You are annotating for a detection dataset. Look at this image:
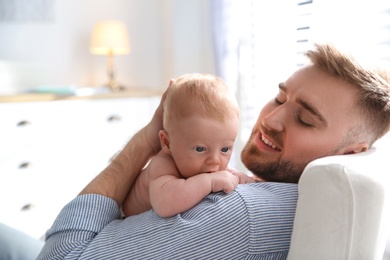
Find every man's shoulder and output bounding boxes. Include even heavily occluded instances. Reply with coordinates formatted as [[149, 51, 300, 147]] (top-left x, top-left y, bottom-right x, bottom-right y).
[[236, 182, 298, 202], [201, 182, 298, 215], [235, 182, 298, 214], [206, 182, 297, 202], [239, 182, 298, 254], [192, 182, 298, 255]]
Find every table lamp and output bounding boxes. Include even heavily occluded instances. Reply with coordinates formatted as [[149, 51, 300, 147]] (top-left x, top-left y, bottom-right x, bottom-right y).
[[90, 20, 130, 91]]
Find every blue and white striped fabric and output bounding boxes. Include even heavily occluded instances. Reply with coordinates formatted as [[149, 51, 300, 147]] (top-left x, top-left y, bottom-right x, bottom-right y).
[[37, 182, 298, 259]]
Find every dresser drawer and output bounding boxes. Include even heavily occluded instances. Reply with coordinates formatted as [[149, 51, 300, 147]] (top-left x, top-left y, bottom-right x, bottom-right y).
[[0, 94, 160, 239]]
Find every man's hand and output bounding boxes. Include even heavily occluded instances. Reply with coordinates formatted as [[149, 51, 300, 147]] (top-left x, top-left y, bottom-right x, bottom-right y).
[[141, 80, 173, 156]]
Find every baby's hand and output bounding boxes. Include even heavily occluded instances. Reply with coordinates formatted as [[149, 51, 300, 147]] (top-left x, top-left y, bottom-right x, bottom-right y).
[[227, 167, 256, 184], [210, 170, 239, 193]]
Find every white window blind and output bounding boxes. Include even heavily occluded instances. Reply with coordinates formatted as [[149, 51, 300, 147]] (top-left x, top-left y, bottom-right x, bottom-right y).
[[296, 0, 390, 67], [307, 0, 390, 68], [296, 0, 313, 67]]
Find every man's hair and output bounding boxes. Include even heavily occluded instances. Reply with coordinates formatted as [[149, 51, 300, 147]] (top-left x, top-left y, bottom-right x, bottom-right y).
[[163, 73, 239, 131], [306, 43, 390, 145]]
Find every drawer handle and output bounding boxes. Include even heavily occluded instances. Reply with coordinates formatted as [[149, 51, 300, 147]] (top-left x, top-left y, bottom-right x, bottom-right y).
[[107, 115, 121, 122], [19, 162, 32, 169], [21, 203, 35, 211], [17, 120, 31, 127]]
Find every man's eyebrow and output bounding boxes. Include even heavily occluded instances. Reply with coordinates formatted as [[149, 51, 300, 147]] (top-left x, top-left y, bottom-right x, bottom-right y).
[[279, 82, 328, 126], [297, 98, 328, 126]]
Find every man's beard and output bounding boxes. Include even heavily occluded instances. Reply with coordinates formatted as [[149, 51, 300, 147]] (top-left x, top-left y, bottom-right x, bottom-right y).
[[241, 141, 306, 183]]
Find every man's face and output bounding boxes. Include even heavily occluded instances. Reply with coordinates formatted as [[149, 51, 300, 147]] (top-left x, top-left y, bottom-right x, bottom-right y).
[[241, 65, 365, 183]]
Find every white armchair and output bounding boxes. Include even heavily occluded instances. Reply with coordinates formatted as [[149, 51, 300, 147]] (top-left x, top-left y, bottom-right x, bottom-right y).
[[287, 138, 390, 260]]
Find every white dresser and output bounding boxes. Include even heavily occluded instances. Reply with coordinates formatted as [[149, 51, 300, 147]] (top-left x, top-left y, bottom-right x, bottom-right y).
[[0, 90, 160, 239]]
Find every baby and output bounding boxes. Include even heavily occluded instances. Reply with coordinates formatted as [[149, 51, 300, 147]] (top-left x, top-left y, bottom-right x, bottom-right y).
[[122, 73, 254, 217]]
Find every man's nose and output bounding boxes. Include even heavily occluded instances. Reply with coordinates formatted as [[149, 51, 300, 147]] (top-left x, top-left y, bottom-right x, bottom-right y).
[[262, 106, 285, 132]]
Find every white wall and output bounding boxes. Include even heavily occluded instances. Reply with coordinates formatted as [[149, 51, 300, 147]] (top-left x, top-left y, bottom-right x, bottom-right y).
[[0, 0, 215, 93]]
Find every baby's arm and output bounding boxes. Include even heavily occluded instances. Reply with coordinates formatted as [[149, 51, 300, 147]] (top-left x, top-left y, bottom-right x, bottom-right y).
[[149, 170, 243, 218], [122, 151, 175, 216]]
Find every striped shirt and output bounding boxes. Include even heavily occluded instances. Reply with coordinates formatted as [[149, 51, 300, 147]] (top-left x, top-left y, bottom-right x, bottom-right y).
[[37, 182, 298, 259]]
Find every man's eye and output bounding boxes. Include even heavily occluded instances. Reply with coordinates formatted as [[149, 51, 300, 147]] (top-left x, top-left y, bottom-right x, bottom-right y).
[[298, 117, 313, 128], [195, 147, 206, 152], [221, 147, 230, 153]]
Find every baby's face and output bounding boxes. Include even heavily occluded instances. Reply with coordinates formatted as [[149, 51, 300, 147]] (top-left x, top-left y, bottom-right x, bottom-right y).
[[167, 114, 239, 178]]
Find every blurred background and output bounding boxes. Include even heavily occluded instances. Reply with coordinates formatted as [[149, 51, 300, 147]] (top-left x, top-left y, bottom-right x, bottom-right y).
[[1, 0, 388, 165], [0, 0, 215, 92]]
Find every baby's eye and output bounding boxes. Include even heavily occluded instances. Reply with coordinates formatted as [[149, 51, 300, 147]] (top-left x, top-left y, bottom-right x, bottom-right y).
[[221, 147, 230, 153], [195, 146, 206, 152]]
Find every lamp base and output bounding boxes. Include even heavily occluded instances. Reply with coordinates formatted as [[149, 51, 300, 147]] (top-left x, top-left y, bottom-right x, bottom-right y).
[[106, 81, 126, 92], [104, 54, 126, 92]]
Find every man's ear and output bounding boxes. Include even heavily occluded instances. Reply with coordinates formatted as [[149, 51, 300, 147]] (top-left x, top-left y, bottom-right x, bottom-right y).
[[341, 142, 369, 155], [159, 129, 171, 154]]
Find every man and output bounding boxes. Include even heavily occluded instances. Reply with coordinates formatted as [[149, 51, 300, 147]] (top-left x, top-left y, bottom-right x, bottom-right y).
[[37, 43, 390, 259]]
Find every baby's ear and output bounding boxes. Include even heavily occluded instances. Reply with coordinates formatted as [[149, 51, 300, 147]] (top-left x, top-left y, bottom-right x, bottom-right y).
[[159, 129, 171, 154]]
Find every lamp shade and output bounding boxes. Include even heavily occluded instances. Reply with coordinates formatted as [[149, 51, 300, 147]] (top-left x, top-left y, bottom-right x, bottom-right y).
[[90, 20, 130, 55]]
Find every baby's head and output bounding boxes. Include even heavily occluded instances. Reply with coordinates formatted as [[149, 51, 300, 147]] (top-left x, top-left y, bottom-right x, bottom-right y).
[[163, 73, 240, 131], [160, 73, 240, 178]]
